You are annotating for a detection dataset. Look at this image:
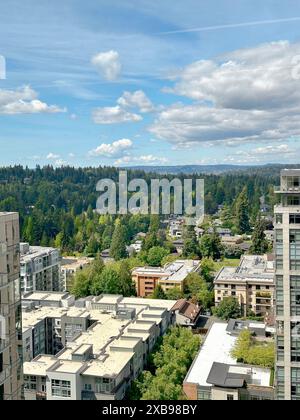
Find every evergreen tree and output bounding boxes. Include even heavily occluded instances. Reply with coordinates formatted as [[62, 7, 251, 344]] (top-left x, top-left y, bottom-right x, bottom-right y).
[[182, 226, 199, 258], [151, 285, 167, 300], [199, 231, 222, 260], [235, 187, 250, 234], [250, 216, 269, 255], [110, 224, 128, 260], [220, 204, 234, 228], [118, 261, 136, 297], [23, 216, 34, 243]]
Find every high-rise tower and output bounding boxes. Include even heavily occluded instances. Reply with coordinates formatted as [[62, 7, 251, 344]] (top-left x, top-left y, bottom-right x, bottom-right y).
[[275, 170, 300, 400], [0, 212, 23, 400]]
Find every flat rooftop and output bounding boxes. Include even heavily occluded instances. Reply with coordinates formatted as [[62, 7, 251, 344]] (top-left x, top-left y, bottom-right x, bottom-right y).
[[185, 322, 272, 389], [23, 355, 57, 376], [20, 244, 58, 261], [215, 255, 274, 284], [82, 351, 134, 378], [207, 362, 271, 388], [61, 256, 94, 269], [132, 259, 200, 283], [96, 295, 122, 304], [51, 360, 84, 374], [185, 323, 237, 387], [23, 292, 69, 302], [22, 294, 174, 379]]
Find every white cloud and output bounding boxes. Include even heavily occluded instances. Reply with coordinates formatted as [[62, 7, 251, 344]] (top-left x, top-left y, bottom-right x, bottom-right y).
[[88, 138, 133, 157], [47, 153, 60, 160], [0, 86, 66, 115], [223, 144, 298, 164], [152, 41, 300, 147], [114, 154, 168, 166], [91, 50, 121, 81], [167, 41, 300, 109], [92, 105, 142, 124], [117, 90, 154, 113]]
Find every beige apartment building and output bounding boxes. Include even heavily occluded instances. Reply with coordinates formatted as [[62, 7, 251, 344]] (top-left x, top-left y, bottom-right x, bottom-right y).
[[22, 293, 176, 400], [0, 212, 23, 400], [274, 169, 300, 400], [214, 255, 275, 317], [132, 259, 201, 297]]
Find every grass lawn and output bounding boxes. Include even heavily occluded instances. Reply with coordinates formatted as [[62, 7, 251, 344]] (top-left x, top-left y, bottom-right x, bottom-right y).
[[213, 258, 241, 272]]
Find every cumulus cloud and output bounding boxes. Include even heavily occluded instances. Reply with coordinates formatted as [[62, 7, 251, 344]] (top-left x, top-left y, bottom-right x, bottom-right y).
[[88, 138, 133, 157], [91, 50, 121, 81], [117, 90, 154, 113], [114, 154, 168, 166], [219, 143, 298, 164], [47, 153, 60, 160], [152, 41, 300, 147], [92, 105, 142, 124], [0, 86, 66, 115]]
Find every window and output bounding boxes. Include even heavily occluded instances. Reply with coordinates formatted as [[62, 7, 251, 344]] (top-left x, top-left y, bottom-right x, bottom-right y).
[[287, 196, 300, 206], [291, 368, 300, 396], [51, 379, 71, 398], [290, 214, 300, 224], [277, 336, 284, 362], [276, 214, 283, 224], [276, 275, 283, 289], [84, 384, 92, 391], [276, 230, 283, 257], [276, 259, 283, 270], [227, 395, 234, 401], [287, 176, 300, 188], [276, 290, 284, 305]]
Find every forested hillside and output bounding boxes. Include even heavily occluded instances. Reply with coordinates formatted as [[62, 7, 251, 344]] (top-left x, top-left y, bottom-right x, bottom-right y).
[[0, 165, 280, 252]]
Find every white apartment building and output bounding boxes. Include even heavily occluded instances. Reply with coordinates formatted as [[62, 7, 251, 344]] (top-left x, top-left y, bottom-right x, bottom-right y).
[[0, 212, 23, 400], [183, 322, 274, 401], [20, 243, 62, 293], [214, 255, 275, 317], [274, 169, 300, 400], [22, 293, 176, 400]]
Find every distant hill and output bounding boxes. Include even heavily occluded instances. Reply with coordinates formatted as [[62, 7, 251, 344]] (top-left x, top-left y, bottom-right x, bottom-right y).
[[127, 163, 300, 175]]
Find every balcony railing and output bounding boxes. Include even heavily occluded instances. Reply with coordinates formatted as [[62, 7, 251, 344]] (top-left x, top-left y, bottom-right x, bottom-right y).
[[256, 292, 272, 299], [275, 186, 300, 193]]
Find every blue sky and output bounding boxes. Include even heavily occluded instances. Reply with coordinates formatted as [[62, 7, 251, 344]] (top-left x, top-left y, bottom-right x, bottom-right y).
[[1, 0, 300, 167]]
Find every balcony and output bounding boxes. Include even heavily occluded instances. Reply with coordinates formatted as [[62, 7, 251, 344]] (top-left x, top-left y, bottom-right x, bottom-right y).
[[256, 292, 272, 299], [275, 186, 300, 194]]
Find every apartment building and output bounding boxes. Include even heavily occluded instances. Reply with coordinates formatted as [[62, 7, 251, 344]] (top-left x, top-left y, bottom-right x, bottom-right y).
[[0, 212, 23, 400], [214, 255, 275, 317], [183, 322, 274, 401], [274, 169, 300, 400], [22, 292, 76, 362], [61, 256, 94, 291], [132, 259, 201, 297], [20, 243, 62, 293], [22, 293, 176, 400]]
